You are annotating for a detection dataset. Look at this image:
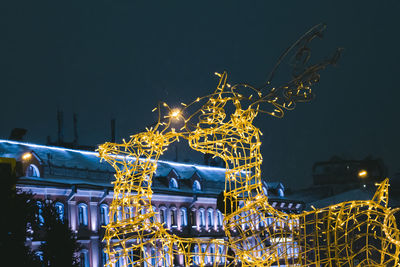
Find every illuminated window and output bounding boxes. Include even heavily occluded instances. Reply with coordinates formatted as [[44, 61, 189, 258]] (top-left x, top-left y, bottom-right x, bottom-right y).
[[193, 245, 200, 265], [26, 164, 40, 177], [169, 178, 178, 189], [170, 208, 177, 227], [160, 207, 167, 226], [192, 180, 201, 191], [150, 206, 156, 223], [78, 203, 88, 226], [199, 209, 205, 227], [278, 188, 284, 197], [216, 210, 223, 227], [180, 207, 187, 227], [210, 245, 215, 263], [102, 249, 109, 266], [219, 245, 225, 263], [55, 202, 64, 221], [201, 245, 207, 264], [79, 249, 89, 267], [190, 209, 197, 227], [207, 208, 214, 228], [100, 204, 109, 225]]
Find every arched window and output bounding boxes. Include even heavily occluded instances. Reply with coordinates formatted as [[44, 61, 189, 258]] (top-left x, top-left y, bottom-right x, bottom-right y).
[[218, 245, 225, 263], [114, 251, 124, 267], [160, 207, 167, 226], [117, 206, 123, 221], [190, 209, 197, 228], [216, 210, 223, 227], [278, 188, 284, 197], [150, 206, 156, 223], [262, 186, 268, 196], [210, 244, 215, 264], [54, 202, 64, 221], [78, 203, 88, 226], [36, 201, 44, 226], [207, 209, 214, 228], [199, 209, 205, 227], [169, 178, 178, 189], [102, 248, 109, 266], [100, 204, 109, 226], [180, 207, 187, 227], [201, 245, 207, 264], [170, 208, 177, 227], [193, 245, 200, 265], [150, 247, 156, 266], [26, 164, 40, 177], [79, 249, 89, 267], [192, 180, 201, 191]]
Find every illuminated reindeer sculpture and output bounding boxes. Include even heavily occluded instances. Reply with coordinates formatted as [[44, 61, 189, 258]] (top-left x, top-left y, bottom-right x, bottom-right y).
[[98, 25, 400, 266]]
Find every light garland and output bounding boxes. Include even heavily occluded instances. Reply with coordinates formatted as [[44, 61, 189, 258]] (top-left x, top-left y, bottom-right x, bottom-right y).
[[98, 25, 400, 266]]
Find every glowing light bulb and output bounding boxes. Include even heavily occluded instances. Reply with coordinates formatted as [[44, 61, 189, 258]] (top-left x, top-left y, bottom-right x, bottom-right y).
[[170, 109, 181, 119], [22, 152, 32, 160], [358, 169, 368, 178]]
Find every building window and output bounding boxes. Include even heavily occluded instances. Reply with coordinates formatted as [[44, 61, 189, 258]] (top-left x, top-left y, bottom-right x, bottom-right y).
[[150, 206, 156, 223], [150, 247, 156, 266], [160, 207, 167, 226], [127, 249, 140, 267], [26, 164, 40, 177], [170, 208, 177, 227], [79, 249, 89, 267], [218, 245, 225, 263], [78, 203, 88, 227], [216, 210, 223, 227], [262, 186, 268, 196], [193, 245, 199, 265], [201, 245, 207, 264], [115, 252, 124, 267], [199, 209, 205, 227], [36, 201, 44, 226], [192, 180, 201, 191], [207, 209, 214, 228], [190, 209, 197, 227], [210, 245, 215, 264], [278, 188, 284, 197], [54, 202, 64, 221], [169, 178, 178, 189], [102, 249, 109, 266], [117, 206, 123, 221], [100, 204, 109, 226], [180, 207, 187, 227]]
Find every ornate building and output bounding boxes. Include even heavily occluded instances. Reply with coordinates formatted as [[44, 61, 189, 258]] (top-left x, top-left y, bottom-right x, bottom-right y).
[[0, 139, 304, 266]]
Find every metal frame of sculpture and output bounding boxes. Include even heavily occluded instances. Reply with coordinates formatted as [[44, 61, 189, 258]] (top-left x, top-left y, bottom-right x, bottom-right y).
[[98, 24, 400, 266]]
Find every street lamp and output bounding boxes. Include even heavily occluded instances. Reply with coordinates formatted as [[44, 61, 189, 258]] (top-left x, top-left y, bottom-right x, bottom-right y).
[[22, 152, 32, 161], [358, 169, 368, 178]]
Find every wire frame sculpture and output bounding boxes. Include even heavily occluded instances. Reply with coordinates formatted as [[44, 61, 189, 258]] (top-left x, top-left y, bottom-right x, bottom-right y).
[[98, 25, 400, 266]]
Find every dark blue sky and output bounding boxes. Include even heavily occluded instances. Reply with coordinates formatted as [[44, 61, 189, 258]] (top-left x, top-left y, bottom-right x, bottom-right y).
[[1, 1, 399, 188]]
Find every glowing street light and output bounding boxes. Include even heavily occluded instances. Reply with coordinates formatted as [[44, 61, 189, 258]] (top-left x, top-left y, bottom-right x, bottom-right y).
[[169, 108, 181, 120], [22, 152, 32, 161], [358, 169, 368, 178]]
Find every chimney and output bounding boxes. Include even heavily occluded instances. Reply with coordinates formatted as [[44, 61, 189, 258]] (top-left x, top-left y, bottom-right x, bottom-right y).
[[9, 128, 27, 141], [73, 113, 78, 146], [57, 110, 64, 145], [111, 119, 116, 142]]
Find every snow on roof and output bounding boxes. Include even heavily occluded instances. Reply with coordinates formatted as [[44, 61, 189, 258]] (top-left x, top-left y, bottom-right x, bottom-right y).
[[0, 139, 282, 196]]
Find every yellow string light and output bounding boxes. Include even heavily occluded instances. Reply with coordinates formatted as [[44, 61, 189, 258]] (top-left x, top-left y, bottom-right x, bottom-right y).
[[98, 24, 399, 266], [98, 71, 400, 266]]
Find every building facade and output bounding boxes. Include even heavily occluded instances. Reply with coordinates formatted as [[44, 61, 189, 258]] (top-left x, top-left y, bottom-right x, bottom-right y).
[[0, 139, 304, 266]]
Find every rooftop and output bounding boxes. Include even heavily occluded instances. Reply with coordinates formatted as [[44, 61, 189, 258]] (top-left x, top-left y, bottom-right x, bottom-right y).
[[0, 139, 284, 198]]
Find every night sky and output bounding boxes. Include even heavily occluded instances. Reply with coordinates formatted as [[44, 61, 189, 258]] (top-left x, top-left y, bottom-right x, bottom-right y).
[[1, 1, 399, 189]]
